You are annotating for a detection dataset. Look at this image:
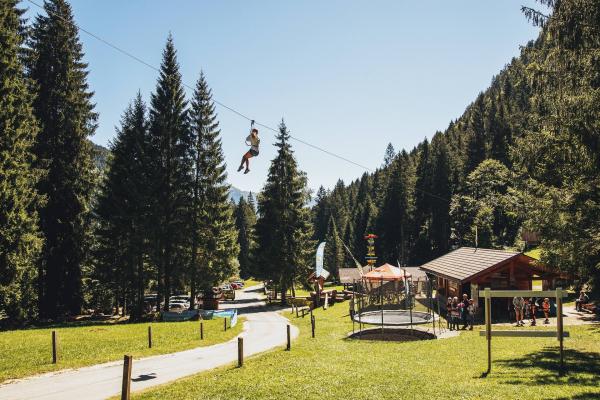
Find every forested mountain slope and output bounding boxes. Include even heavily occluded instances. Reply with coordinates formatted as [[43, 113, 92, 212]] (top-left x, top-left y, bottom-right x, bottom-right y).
[[313, 0, 600, 292]]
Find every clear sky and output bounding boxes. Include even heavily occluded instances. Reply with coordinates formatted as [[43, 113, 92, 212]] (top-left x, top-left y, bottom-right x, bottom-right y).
[[23, 0, 543, 194]]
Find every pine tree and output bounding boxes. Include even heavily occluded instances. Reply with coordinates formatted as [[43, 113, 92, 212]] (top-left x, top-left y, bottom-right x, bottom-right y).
[[376, 151, 413, 264], [28, 0, 97, 318], [430, 137, 452, 257], [188, 71, 239, 303], [412, 139, 433, 263], [95, 94, 150, 320], [235, 197, 256, 279], [254, 121, 314, 302], [383, 142, 396, 167], [323, 216, 344, 281], [0, 0, 44, 324], [465, 94, 487, 173], [147, 35, 192, 311], [312, 186, 329, 242]]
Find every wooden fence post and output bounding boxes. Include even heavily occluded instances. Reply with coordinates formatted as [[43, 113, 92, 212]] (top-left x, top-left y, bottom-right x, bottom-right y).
[[484, 288, 492, 375], [148, 326, 152, 348], [224, 317, 227, 331], [286, 325, 291, 351], [51, 330, 57, 364], [121, 355, 133, 400], [311, 315, 315, 338], [238, 337, 243, 367], [556, 287, 564, 373], [200, 321, 204, 340]]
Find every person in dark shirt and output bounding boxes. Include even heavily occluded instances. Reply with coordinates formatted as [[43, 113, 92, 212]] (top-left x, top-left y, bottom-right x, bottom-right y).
[[461, 293, 470, 329]]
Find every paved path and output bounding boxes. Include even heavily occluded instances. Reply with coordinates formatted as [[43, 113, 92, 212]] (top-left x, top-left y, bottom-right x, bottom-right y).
[[0, 285, 298, 400]]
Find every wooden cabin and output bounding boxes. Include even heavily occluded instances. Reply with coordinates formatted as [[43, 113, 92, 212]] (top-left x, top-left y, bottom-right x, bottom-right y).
[[420, 247, 569, 318]]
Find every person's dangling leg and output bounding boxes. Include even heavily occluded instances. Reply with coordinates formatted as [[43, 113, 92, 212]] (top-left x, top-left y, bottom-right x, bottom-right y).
[[244, 153, 251, 173], [238, 154, 246, 172]]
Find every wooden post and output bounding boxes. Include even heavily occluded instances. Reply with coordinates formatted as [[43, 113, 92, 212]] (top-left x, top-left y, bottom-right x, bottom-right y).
[[51, 330, 57, 364], [556, 287, 564, 373], [286, 325, 291, 351], [121, 355, 133, 400], [224, 317, 227, 331], [200, 322, 204, 340], [311, 315, 315, 338], [237, 337, 243, 367], [484, 288, 492, 375], [295, 304, 299, 318], [148, 326, 152, 348]]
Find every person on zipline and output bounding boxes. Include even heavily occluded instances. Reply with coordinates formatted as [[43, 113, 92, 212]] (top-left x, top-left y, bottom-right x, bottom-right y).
[[238, 127, 260, 174]]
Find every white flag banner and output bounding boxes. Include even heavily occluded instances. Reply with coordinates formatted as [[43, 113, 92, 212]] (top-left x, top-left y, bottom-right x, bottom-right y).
[[315, 242, 326, 277]]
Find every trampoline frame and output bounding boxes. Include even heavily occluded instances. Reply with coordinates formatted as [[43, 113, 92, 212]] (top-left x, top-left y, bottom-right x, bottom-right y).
[[350, 272, 443, 337], [352, 309, 432, 326]]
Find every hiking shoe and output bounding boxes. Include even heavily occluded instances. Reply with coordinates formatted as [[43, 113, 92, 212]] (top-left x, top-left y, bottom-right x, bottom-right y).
[[244, 168, 250, 174], [237, 165, 244, 172]]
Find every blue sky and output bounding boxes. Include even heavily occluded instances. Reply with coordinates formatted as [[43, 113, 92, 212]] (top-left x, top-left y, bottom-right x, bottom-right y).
[[24, 1, 543, 194]]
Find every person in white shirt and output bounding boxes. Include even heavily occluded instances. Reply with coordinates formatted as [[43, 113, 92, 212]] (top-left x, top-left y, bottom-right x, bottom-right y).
[[238, 128, 260, 174]]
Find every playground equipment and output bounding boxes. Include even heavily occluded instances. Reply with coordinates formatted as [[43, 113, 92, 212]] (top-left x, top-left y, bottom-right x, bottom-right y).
[[351, 268, 438, 337]]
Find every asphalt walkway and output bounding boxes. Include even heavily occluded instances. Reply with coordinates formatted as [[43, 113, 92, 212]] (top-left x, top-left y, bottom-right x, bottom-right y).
[[0, 285, 297, 400]]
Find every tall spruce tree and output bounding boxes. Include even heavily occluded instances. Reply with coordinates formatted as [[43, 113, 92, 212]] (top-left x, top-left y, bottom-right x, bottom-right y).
[[95, 94, 150, 319], [376, 151, 413, 265], [235, 197, 256, 279], [0, 0, 44, 324], [412, 139, 433, 263], [323, 216, 344, 281], [465, 94, 487, 174], [254, 121, 313, 302], [28, 0, 97, 318], [188, 71, 239, 304], [429, 137, 452, 257], [312, 186, 329, 242], [147, 36, 192, 311]]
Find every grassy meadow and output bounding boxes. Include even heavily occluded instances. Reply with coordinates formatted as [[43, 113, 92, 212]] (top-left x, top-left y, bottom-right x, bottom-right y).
[[132, 303, 600, 400], [0, 317, 243, 383]]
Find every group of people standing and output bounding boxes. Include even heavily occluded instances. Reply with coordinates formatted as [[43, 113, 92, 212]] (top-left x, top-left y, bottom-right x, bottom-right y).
[[446, 294, 555, 329], [512, 296, 551, 326], [446, 294, 476, 330]]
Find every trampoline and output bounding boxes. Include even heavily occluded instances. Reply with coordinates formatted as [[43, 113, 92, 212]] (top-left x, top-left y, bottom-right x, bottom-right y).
[[352, 309, 433, 326]]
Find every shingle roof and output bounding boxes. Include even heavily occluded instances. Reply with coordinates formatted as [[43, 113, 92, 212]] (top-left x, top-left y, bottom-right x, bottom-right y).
[[419, 247, 521, 282], [338, 266, 371, 283], [405, 266, 428, 281]]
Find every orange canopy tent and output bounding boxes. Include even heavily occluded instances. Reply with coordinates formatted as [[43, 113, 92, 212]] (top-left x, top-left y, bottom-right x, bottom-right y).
[[363, 263, 411, 281]]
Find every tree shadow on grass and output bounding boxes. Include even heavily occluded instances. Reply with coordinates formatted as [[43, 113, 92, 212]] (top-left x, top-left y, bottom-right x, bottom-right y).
[[548, 392, 600, 400], [492, 347, 600, 387]]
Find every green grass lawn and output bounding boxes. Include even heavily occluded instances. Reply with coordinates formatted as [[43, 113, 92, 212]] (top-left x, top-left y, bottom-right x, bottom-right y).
[[0, 317, 244, 383], [132, 303, 600, 400], [241, 278, 263, 288]]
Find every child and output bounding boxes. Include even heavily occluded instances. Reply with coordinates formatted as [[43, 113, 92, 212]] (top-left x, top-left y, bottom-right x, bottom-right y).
[[450, 297, 460, 331], [542, 297, 551, 324], [467, 299, 476, 330], [238, 128, 260, 174], [446, 297, 453, 330], [527, 297, 537, 326]]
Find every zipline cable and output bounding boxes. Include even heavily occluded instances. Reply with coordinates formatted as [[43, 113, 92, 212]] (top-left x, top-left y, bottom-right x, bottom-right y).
[[26, 0, 372, 172], [27, 0, 454, 204]]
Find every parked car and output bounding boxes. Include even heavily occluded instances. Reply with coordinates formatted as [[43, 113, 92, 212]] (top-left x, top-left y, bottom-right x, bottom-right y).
[[220, 284, 235, 300], [169, 301, 187, 312]]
